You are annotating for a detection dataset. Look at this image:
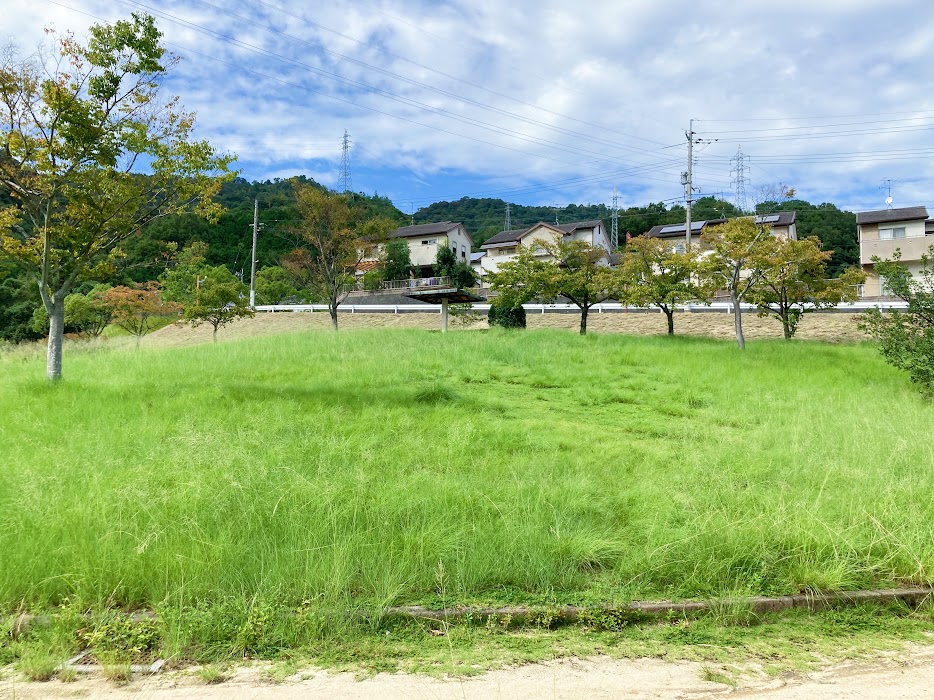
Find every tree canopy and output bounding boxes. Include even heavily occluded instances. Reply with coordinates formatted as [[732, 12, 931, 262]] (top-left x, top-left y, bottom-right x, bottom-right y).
[[0, 13, 235, 378]]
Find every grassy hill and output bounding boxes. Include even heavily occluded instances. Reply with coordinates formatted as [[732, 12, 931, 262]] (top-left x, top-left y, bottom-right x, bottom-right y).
[[1, 329, 931, 663]]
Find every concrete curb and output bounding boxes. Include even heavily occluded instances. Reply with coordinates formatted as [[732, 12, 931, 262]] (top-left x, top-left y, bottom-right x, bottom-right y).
[[6, 587, 932, 638], [384, 587, 934, 623]]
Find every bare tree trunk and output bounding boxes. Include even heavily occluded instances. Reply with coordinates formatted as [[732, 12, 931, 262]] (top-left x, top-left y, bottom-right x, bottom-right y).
[[212, 324, 218, 342], [664, 307, 674, 335], [579, 306, 588, 335], [732, 289, 745, 350], [329, 303, 339, 330], [46, 297, 65, 381], [781, 309, 793, 340]]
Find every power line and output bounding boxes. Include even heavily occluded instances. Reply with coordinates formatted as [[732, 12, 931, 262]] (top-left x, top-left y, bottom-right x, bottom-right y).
[[253, 0, 670, 149], [115, 0, 676, 169]]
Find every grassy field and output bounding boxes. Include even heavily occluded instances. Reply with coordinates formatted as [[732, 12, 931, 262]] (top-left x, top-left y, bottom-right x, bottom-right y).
[[1, 328, 933, 664]]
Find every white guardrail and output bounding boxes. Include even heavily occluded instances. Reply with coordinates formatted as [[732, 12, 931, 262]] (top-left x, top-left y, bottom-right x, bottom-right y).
[[256, 300, 910, 314]]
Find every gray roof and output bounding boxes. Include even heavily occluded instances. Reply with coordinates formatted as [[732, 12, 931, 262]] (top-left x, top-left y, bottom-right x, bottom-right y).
[[390, 221, 461, 239], [754, 211, 796, 226], [646, 219, 725, 238], [482, 228, 529, 247], [469, 251, 486, 263], [480, 220, 603, 249], [856, 207, 929, 225]]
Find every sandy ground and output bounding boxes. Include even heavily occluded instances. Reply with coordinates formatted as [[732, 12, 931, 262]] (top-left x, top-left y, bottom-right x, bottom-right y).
[[137, 309, 869, 349], [3, 647, 934, 699]]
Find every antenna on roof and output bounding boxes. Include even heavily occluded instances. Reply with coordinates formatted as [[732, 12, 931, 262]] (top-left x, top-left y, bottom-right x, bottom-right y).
[[504, 202, 511, 232], [611, 186, 619, 250], [882, 178, 895, 208]]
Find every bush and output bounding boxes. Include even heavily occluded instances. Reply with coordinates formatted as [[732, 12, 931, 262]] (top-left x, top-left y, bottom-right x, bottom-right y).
[[859, 247, 934, 396], [488, 297, 526, 328]]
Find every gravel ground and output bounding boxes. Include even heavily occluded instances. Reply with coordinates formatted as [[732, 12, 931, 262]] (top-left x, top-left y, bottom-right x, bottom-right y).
[[4, 647, 934, 700]]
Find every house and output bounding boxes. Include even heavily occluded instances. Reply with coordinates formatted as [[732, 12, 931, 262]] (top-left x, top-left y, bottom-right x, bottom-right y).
[[856, 206, 933, 297], [478, 219, 612, 282], [645, 212, 798, 250], [362, 221, 474, 279]]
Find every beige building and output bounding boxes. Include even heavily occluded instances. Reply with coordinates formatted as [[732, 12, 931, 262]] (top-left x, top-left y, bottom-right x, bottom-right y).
[[856, 206, 933, 297], [364, 221, 474, 278], [477, 220, 612, 283]]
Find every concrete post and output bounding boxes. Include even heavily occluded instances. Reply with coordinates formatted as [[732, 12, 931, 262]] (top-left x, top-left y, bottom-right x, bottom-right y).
[[441, 298, 449, 333]]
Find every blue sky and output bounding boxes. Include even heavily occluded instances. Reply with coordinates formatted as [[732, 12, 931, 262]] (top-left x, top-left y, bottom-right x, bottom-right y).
[[8, 0, 934, 215]]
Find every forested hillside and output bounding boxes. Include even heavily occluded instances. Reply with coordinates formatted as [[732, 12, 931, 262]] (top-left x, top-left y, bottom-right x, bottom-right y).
[[0, 178, 860, 342]]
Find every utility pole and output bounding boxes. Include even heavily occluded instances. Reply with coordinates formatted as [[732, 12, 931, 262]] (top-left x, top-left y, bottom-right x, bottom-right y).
[[249, 197, 259, 309], [611, 186, 619, 249], [504, 202, 511, 231], [683, 119, 695, 248]]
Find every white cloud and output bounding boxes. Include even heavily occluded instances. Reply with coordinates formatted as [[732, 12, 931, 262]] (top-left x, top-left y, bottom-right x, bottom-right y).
[[5, 0, 934, 214]]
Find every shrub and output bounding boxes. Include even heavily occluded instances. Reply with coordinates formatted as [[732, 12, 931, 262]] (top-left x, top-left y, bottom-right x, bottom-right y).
[[859, 247, 934, 395], [488, 297, 526, 328]]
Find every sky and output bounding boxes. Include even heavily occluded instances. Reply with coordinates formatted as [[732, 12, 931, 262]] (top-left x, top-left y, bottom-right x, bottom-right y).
[[6, 0, 934, 218]]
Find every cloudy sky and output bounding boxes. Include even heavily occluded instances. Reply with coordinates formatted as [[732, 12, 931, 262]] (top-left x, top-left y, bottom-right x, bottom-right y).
[[7, 0, 934, 216]]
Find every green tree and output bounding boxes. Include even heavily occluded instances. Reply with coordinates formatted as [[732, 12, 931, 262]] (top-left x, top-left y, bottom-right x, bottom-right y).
[[282, 183, 394, 330], [382, 238, 415, 281], [254, 265, 311, 305], [0, 13, 234, 380], [748, 236, 865, 339], [700, 218, 772, 350], [180, 265, 252, 342], [489, 239, 617, 335], [433, 245, 477, 288], [619, 237, 709, 335], [29, 284, 115, 338], [859, 247, 934, 394], [160, 242, 209, 305]]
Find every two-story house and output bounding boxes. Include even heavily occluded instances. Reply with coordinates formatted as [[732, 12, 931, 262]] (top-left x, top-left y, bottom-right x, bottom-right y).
[[363, 221, 474, 279], [477, 220, 612, 283], [856, 206, 933, 298]]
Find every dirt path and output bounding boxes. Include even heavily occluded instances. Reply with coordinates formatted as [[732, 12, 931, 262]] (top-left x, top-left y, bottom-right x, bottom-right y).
[[4, 647, 933, 699]]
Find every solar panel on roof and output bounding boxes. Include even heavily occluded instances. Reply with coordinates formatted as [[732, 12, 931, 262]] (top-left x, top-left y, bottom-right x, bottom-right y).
[[756, 215, 780, 223], [659, 225, 683, 233]]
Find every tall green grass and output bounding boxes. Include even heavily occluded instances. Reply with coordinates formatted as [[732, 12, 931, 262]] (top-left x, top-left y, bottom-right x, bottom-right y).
[[1, 329, 932, 618]]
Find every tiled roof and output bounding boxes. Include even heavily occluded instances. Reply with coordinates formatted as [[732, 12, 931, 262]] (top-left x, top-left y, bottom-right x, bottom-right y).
[[355, 260, 380, 273], [390, 221, 461, 239], [856, 207, 929, 225]]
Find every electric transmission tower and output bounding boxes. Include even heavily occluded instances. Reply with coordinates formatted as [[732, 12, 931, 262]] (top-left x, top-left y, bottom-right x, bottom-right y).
[[730, 145, 750, 213], [611, 186, 619, 249], [338, 130, 352, 194], [504, 202, 511, 231]]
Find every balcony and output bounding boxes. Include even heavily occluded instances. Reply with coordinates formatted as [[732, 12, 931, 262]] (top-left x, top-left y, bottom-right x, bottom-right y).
[[860, 234, 934, 265]]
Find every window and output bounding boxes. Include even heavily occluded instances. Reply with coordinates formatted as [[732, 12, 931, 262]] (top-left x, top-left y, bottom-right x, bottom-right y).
[[880, 227, 906, 240], [461, 244, 467, 258], [421, 239, 437, 245], [674, 243, 686, 254], [452, 242, 457, 253]]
